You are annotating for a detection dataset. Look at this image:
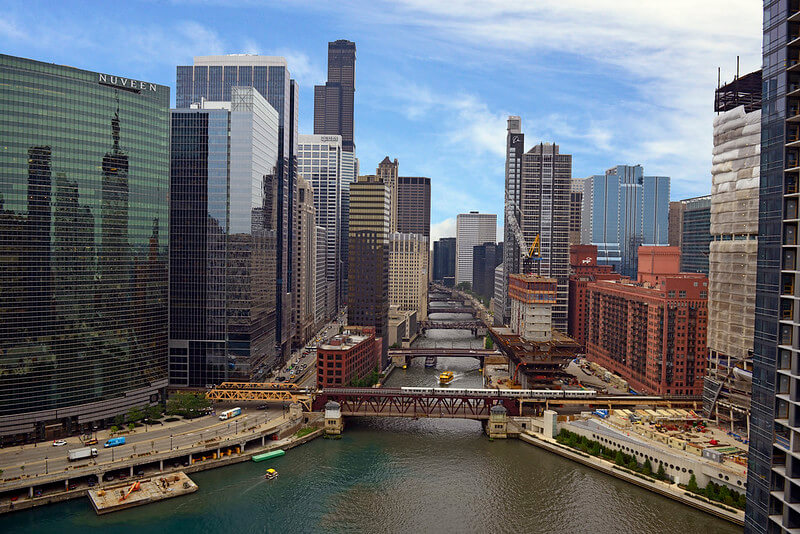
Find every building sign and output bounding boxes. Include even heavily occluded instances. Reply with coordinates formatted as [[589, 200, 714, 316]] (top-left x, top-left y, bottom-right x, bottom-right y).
[[320, 136, 340, 143], [98, 74, 157, 92]]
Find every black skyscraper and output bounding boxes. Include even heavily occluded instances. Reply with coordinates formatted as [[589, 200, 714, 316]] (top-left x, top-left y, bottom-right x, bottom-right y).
[[314, 40, 356, 153]]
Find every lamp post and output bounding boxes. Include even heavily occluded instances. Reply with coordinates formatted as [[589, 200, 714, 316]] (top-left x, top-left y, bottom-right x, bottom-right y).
[[170, 434, 173, 450], [44, 456, 48, 475]]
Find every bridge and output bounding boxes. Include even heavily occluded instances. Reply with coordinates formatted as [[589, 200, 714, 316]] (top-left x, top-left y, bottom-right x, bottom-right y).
[[427, 306, 476, 315], [419, 320, 486, 336], [388, 347, 501, 367], [312, 388, 519, 419], [206, 382, 312, 410]]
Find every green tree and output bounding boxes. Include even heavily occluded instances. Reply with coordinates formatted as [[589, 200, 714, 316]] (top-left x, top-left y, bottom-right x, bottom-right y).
[[642, 459, 652, 476], [484, 336, 494, 350], [456, 281, 471, 291], [110, 425, 119, 434], [145, 404, 163, 420], [114, 414, 125, 426], [614, 451, 625, 466], [166, 392, 211, 418], [627, 457, 638, 471], [656, 463, 666, 480], [126, 406, 144, 423], [687, 474, 699, 492], [128, 422, 135, 431]]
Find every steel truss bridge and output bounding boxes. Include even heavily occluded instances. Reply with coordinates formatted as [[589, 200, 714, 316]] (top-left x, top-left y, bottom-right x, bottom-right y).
[[419, 321, 485, 336], [312, 388, 519, 419], [427, 307, 476, 315], [206, 382, 312, 410]]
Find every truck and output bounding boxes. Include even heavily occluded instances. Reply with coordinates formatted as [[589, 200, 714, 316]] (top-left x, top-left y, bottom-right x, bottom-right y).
[[219, 407, 242, 421], [104, 437, 126, 448], [67, 447, 98, 461]]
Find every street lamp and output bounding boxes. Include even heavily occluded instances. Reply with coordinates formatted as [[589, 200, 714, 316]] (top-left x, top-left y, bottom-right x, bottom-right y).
[[44, 456, 48, 475], [170, 434, 173, 450]]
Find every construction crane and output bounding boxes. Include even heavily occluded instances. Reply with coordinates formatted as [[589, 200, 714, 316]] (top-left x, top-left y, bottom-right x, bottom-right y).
[[504, 193, 542, 274]]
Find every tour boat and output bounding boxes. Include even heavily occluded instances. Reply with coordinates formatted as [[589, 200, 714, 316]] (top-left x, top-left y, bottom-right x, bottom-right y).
[[264, 469, 278, 480], [424, 356, 437, 368], [439, 371, 454, 384]]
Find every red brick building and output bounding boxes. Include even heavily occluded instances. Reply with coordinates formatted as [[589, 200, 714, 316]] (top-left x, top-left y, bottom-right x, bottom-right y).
[[317, 326, 381, 388], [585, 247, 708, 395], [567, 245, 624, 350]]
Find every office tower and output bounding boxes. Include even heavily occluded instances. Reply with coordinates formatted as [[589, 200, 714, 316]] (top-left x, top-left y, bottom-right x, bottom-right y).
[[677, 196, 711, 275], [389, 233, 429, 319], [348, 175, 390, 368], [376, 157, 399, 232], [294, 177, 317, 347], [586, 247, 708, 395], [314, 40, 356, 153], [340, 150, 357, 303], [169, 88, 279, 386], [315, 226, 329, 327], [0, 55, 169, 442], [500, 117, 572, 330], [500, 116, 525, 325], [570, 178, 585, 246], [567, 245, 623, 350], [668, 201, 683, 247], [317, 327, 380, 388], [397, 176, 431, 237], [433, 237, 457, 285], [298, 134, 343, 314], [745, 5, 786, 529], [472, 242, 503, 301], [492, 264, 505, 315], [581, 165, 670, 279], [176, 54, 299, 359], [455, 212, 496, 286], [703, 82, 761, 435]]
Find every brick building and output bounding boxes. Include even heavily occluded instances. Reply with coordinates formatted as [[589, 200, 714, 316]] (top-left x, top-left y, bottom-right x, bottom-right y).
[[585, 247, 708, 395], [316, 326, 381, 388], [567, 245, 624, 350]]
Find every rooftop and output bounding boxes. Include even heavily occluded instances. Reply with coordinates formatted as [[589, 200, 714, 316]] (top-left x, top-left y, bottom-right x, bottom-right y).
[[319, 332, 370, 351]]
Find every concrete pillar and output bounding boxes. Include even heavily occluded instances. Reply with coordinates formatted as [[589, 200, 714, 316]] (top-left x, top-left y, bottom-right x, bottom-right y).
[[188, 453, 193, 464], [487, 405, 508, 439], [65, 479, 69, 490], [159, 459, 163, 472], [324, 401, 343, 436], [129, 466, 134, 477], [289, 402, 303, 422], [261, 436, 265, 447], [217, 448, 220, 460], [28, 486, 33, 498], [543, 410, 558, 439]]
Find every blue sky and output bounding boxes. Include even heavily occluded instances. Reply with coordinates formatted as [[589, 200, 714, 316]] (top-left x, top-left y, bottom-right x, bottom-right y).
[[0, 0, 762, 242]]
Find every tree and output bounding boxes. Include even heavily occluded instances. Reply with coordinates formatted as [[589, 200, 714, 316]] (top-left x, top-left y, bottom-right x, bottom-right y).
[[128, 422, 135, 431], [110, 425, 119, 434], [656, 463, 666, 480], [484, 336, 494, 350], [166, 392, 211, 418], [127, 406, 144, 423], [642, 459, 653, 476], [687, 474, 699, 492], [615, 451, 625, 466], [146, 404, 163, 420], [114, 414, 125, 426], [456, 281, 471, 291]]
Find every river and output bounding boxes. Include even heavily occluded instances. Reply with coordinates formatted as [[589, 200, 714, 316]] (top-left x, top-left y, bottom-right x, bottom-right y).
[[1, 304, 741, 533]]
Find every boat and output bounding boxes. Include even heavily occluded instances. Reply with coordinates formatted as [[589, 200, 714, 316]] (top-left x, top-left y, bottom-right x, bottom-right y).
[[264, 469, 278, 480], [439, 371, 454, 384], [424, 356, 437, 368]]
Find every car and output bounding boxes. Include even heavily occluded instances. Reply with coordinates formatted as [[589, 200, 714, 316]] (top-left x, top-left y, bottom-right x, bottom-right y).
[[118, 472, 127, 480], [52, 440, 67, 447], [68, 483, 77, 490], [135, 469, 144, 476], [84, 438, 98, 446], [276, 376, 286, 382], [104, 473, 115, 482], [256, 404, 269, 410]]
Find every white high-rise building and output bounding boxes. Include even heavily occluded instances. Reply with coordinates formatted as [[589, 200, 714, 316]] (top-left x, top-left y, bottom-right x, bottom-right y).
[[298, 134, 343, 316], [455, 212, 496, 285], [389, 233, 429, 320]]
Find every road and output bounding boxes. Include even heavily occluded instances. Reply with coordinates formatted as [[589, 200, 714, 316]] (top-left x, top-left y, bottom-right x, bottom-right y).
[[0, 407, 284, 480], [275, 308, 347, 388]]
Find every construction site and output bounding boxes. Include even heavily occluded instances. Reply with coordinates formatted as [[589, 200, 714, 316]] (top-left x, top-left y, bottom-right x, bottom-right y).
[[703, 69, 761, 435]]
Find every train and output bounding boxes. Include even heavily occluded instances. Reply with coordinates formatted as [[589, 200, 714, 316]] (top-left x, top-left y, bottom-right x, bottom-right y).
[[320, 387, 598, 399]]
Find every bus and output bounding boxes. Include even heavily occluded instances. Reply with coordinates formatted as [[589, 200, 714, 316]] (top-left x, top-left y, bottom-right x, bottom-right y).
[[219, 407, 242, 421]]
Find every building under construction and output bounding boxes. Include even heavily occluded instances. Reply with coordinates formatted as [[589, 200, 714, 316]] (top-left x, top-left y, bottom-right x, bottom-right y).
[[702, 69, 762, 435], [489, 274, 581, 388]]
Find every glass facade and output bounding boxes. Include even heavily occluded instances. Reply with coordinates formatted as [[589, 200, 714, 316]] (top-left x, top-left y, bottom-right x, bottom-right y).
[[679, 196, 711, 275], [176, 57, 297, 359], [0, 55, 169, 442], [169, 88, 279, 387], [745, 1, 789, 532]]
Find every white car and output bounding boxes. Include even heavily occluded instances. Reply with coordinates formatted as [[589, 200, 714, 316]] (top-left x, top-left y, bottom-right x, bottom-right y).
[[52, 439, 67, 447]]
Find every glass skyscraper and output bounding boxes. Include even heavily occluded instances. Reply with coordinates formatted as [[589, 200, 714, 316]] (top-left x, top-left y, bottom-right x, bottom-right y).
[[0, 55, 169, 443], [581, 165, 670, 279], [169, 88, 279, 387], [176, 55, 298, 360]]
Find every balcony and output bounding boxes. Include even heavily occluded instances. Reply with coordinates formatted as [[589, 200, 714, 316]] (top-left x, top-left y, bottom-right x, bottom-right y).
[[790, 10, 800, 23]]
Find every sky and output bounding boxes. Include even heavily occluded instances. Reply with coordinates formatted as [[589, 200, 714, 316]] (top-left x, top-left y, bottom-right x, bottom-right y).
[[0, 0, 762, 243]]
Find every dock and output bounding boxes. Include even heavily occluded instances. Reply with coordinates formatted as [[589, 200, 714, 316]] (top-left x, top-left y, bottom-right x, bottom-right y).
[[87, 472, 197, 515]]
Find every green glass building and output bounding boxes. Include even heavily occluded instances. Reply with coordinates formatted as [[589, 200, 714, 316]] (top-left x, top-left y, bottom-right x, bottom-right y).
[[0, 55, 170, 443]]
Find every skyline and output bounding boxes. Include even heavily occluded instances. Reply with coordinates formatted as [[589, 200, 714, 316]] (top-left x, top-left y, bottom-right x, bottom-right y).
[[0, 0, 762, 244]]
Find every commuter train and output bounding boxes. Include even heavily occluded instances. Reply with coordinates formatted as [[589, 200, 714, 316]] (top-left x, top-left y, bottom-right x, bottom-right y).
[[397, 387, 597, 399]]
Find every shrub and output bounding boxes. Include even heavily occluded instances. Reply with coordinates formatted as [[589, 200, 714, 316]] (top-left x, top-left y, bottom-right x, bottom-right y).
[[687, 474, 699, 493], [656, 463, 666, 480]]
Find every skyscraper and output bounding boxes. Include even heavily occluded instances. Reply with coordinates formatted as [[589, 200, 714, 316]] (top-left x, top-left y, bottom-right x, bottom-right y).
[[500, 116, 524, 325], [389, 233, 429, 320], [570, 178, 585, 246], [0, 55, 169, 442], [581, 165, 670, 279], [678, 195, 711, 275], [169, 88, 280, 387], [433, 237, 456, 284], [314, 40, 356, 153], [397, 176, 431, 237], [472, 242, 503, 302], [745, 3, 786, 529], [377, 157, 399, 233], [294, 177, 317, 347], [298, 134, 343, 316], [176, 55, 299, 359], [348, 175, 390, 368], [455, 212, 496, 286]]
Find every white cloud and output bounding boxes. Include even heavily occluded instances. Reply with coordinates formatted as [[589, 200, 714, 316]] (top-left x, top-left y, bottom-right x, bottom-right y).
[[430, 218, 456, 244]]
